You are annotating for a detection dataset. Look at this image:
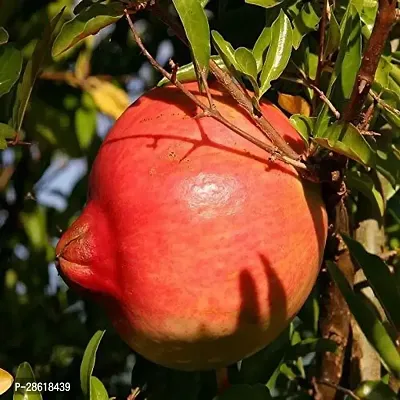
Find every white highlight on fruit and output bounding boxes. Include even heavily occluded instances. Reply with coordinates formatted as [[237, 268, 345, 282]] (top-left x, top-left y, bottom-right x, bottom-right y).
[[179, 173, 245, 219]]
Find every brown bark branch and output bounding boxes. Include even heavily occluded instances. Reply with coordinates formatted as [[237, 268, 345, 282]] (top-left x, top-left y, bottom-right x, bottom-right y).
[[315, 199, 355, 400], [152, 2, 301, 161], [124, 11, 309, 172], [343, 0, 397, 123]]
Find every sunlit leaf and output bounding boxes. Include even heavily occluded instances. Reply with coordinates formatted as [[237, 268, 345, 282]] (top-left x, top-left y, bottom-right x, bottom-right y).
[[235, 47, 259, 95], [211, 31, 239, 71], [253, 28, 271, 72], [158, 56, 226, 87], [292, 2, 321, 50], [0, 44, 22, 98], [52, 3, 123, 56], [355, 380, 397, 399], [172, 0, 210, 78], [0, 123, 16, 149], [0, 368, 13, 395], [80, 330, 105, 397], [13, 362, 42, 400], [375, 57, 392, 88], [314, 122, 375, 167], [245, 0, 284, 9], [345, 170, 384, 216], [0, 27, 9, 45], [343, 235, 400, 332], [12, 8, 64, 132], [278, 93, 310, 116], [259, 10, 293, 98], [75, 92, 97, 150], [289, 115, 315, 146], [90, 377, 108, 400], [327, 261, 400, 378], [86, 77, 129, 119]]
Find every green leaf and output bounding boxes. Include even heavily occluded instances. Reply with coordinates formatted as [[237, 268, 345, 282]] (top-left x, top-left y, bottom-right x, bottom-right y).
[[234, 47, 259, 95], [327, 261, 400, 378], [376, 148, 400, 188], [52, 3, 123, 57], [211, 31, 238, 71], [90, 377, 108, 400], [325, 13, 340, 56], [253, 28, 271, 72], [345, 170, 384, 216], [12, 8, 64, 132], [313, 122, 375, 167], [13, 362, 42, 400], [75, 92, 96, 150], [343, 235, 400, 332], [157, 56, 226, 87], [289, 115, 315, 146], [355, 380, 397, 399], [292, 2, 321, 50], [375, 57, 392, 88], [340, 9, 362, 99], [172, 0, 210, 78], [0, 44, 22, 98], [80, 330, 105, 397], [259, 11, 293, 98], [377, 88, 400, 129], [0, 27, 9, 45], [216, 384, 272, 399], [0, 123, 16, 149], [245, 0, 284, 9]]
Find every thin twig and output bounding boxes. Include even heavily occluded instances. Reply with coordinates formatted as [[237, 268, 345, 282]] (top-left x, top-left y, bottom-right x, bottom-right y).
[[343, 0, 397, 123], [151, 3, 301, 161], [317, 379, 361, 400], [370, 89, 400, 117], [124, 10, 308, 172], [286, 65, 341, 119]]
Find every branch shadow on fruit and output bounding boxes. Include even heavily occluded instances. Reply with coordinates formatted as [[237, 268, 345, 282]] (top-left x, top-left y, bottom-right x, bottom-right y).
[[128, 85, 303, 157]]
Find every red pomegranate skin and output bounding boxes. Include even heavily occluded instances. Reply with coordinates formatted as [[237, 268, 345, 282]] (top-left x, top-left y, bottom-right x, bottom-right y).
[[56, 82, 328, 371]]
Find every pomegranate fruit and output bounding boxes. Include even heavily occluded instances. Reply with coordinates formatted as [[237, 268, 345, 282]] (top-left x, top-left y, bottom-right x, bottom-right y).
[[56, 82, 328, 371]]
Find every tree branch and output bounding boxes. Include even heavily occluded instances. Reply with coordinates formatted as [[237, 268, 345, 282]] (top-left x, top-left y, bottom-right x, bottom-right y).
[[124, 11, 309, 173], [343, 0, 397, 123]]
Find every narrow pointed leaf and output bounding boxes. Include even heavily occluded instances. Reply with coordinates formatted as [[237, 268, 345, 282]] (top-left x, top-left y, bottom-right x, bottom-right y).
[[13, 362, 42, 400], [0, 123, 16, 149], [325, 13, 340, 56], [0, 27, 9, 45], [313, 122, 375, 167], [52, 3, 123, 56], [12, 8, 64, 132], [345, 170, 384, 216], [90, 377, 108, 400], [173, 0, 210, 77], [0, 368, 13, 395], [289, 115, 316, 146], [354, 380, 397, 399], [327, 261, 400, 378], [0, 44, 22, 97], [80, 330, 105, 397], [211, 31, 238, 70], [245, 0, 284, 8], [343, 235, 400, 332], [253, 28, 271, 72], [259, 11, 292, 98], [292, 2, 321, 50], [158, 56, 226, 87], [234, 47, 259, 94]]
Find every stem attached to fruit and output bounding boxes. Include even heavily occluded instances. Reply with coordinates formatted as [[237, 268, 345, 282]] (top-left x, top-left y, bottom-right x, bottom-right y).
[[124, 10, 310, 174]]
